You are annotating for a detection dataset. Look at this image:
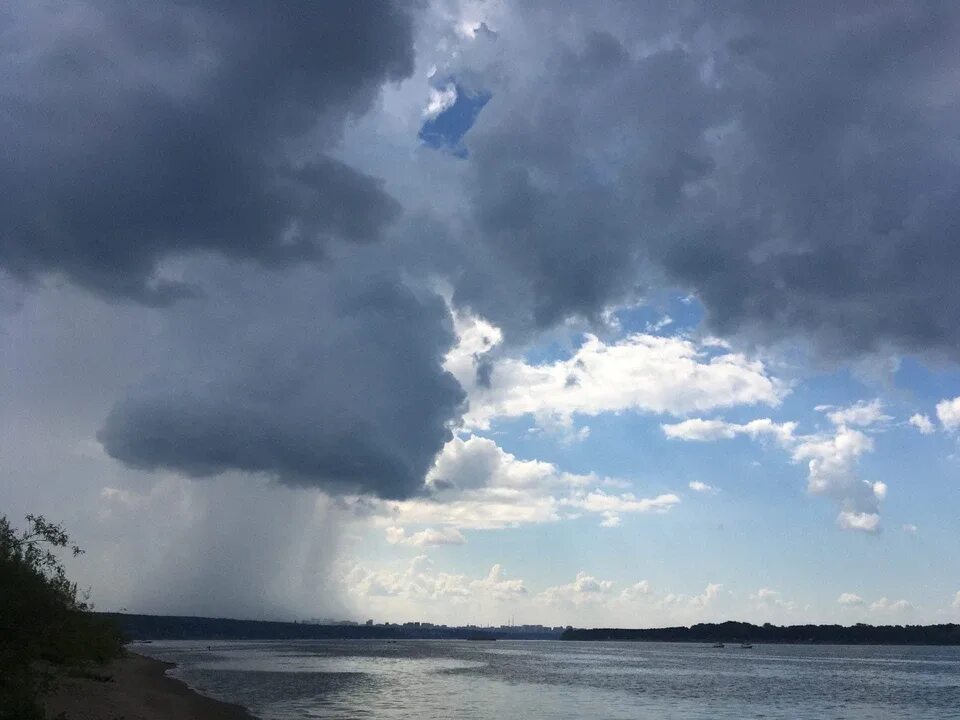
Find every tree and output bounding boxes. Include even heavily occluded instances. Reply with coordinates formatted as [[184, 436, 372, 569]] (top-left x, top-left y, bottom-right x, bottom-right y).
[[0, 514, 123, 720]]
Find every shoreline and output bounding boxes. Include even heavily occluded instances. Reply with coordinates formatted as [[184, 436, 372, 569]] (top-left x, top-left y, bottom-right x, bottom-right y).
[[44, 650, 255, 720]]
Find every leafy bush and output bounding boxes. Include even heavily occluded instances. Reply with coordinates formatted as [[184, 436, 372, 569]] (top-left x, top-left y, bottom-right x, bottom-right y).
[[0, 514, 124, 720]]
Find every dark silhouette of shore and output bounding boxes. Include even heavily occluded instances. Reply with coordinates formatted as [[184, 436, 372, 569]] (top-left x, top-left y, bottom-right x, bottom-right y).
[[96, 612, 563, 641], [99, 613, 960, 645], [562, 621, 960, 644]]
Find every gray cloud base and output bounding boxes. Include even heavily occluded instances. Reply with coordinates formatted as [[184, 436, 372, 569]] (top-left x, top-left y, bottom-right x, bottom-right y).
[[7, 1, 960, 509], [98, 267, 465, 499], [2, 0, 463, 501], [453, 2, 960, 359], [0, 0, 412, 303]]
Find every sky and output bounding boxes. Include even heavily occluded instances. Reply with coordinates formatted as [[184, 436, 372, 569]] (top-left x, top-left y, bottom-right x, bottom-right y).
[[2, 0, 960, 629]]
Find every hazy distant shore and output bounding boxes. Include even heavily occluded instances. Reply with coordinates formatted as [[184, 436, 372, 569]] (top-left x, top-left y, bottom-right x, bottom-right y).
[[96, 612, 960, 646], [44, 651, 254, 720], [96, 611, 563, 641], [562, 621, 960, 644]]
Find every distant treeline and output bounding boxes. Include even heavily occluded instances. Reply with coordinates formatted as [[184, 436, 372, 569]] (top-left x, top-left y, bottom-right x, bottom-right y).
[[561, 621, 960, 645], [96, 613, 562, 641]]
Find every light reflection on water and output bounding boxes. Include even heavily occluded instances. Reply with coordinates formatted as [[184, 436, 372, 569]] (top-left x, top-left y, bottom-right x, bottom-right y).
[[135, 639, 960, 720]]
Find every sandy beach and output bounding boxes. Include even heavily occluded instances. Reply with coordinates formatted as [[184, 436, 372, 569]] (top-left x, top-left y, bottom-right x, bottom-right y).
[[43, 651, 254, 720]]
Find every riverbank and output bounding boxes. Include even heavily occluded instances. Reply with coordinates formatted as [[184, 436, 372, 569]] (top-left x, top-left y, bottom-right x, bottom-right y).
[[44, 651, 254, 720]]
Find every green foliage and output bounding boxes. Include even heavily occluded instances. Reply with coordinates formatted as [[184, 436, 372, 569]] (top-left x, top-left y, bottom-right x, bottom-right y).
[[0, 514, 124, 720]]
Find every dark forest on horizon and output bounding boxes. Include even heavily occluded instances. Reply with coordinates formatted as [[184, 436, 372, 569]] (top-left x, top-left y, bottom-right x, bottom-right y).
[[99, 612, 960, 645], [562, 621, 960, 644], [97, 613, 562, 641]]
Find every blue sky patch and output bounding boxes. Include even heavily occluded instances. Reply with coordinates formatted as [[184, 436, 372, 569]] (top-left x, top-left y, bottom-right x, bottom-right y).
[[419, 83, 491, 158]]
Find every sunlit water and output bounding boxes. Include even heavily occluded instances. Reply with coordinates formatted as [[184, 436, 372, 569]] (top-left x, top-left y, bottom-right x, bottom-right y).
[[134, 639, 960, 719]]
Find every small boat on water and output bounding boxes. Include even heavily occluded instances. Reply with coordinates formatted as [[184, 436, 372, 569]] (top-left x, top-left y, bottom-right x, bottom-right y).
[[739, 641, 753, 649], [712, 642, 725, 648]]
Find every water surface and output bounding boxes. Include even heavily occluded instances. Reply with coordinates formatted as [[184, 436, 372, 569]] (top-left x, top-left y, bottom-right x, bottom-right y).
[[136, 639, 960, 719]]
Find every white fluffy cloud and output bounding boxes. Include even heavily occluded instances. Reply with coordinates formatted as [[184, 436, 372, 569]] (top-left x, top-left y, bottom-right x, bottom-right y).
[[837, 593, 865, 607], [663, 413, 886, 532], [750, 588, 798, 614], [793, 428, 884, 531], [423, 83, 457, 119], [908, 413, 935, 434], [372, 434, 679, 531], [838, 593, 914, 615], [620, 580, 652, 601], [446, 313, 787, 432], [688, 480, 717, 493], [346, 556, 527, 607], [836, 511, 881, 533], [662, 417, 797, 444], [818, 399, 891, 428], [936, 396, 960, 431], [539, 574, 724, 619], [538, 571, 615, 608], [385, 526, 466, 548], [343, 556, 731, 626], [567, 490, 680, 529], [660, 583, 724, 612], [427, 433, 594, 494], [343, 553, 942, 626], [869, 597, 914, 613]]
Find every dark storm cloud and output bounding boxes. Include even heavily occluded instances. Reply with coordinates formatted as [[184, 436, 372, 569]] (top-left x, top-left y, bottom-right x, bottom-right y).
[[0, 0, 412, 303], [98, 266, 465, 499], [455, 2, 960, 359], [458, 30, 723, 330], [12, 0, 960, 510]]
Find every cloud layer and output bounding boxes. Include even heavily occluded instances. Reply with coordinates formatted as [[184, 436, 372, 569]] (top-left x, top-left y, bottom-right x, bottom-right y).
[[445, 2, 960, 361], [373, 434, 678, 531], [663, 401, 889, 532], [447, 313, 785, 432], [0, 1, 412, 302], [99, 268, 465, 499], [3, 1, 960, 625]]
